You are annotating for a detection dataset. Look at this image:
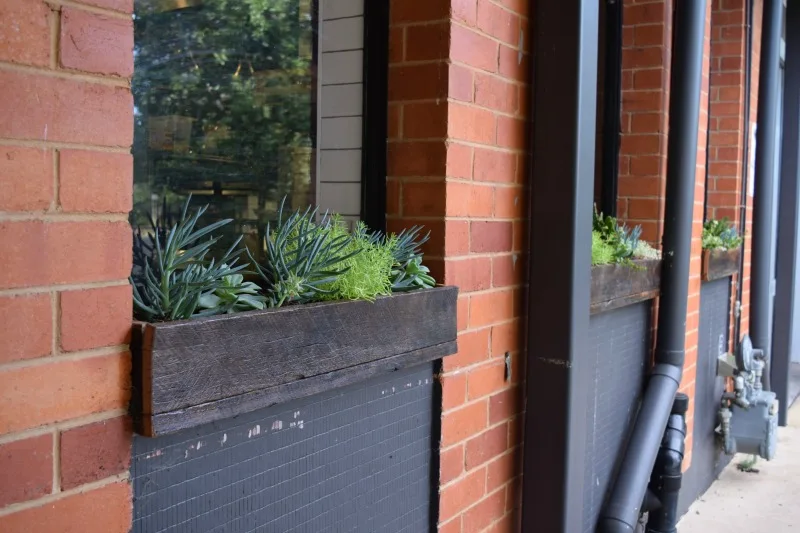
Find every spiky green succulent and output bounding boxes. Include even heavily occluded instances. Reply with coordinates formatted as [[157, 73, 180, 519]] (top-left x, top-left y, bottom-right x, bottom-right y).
[[130, 196, 248, 321], [197, 270, 267, 313], [703, 218, 743, 250]]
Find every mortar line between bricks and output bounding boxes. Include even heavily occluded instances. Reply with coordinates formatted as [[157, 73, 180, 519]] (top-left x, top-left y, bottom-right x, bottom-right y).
[[0, 212, 130, 222], [48, 3, 59, 71], [0, 472, 129, 517], [52, 429, 61, 494], [52, 150, 60, 213], [0, 139, 131, 152], [0, 279, 128, 297], [441, 481, 508, 519], [0, 61, 129, 87], [0, 345, 128, 372], [45, 0, 132, 20], [450, 20, 526, 51], [50, 292, 59, 357], [0, 409, 127, 446], [54, 291, 62, 356], [390, 138, 528, 155]]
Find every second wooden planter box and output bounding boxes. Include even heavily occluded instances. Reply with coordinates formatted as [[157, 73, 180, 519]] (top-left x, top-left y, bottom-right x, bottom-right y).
[[131, 286, 459, 437], [702, 247, 741, 281], [591, 259, 661, 314]]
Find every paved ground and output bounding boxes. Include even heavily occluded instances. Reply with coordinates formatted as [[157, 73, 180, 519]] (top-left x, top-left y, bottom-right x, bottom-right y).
[[678, 402, 800, 532]]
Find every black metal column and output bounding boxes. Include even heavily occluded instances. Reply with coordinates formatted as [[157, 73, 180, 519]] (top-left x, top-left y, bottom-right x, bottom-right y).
[[771, 0, 797, 427], [522, 1, 597, 531], [750, 0, 784, 392]]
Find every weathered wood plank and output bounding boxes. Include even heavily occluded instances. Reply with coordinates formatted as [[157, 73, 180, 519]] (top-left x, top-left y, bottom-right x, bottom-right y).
[[702, 248, 741, 281], [132, 286, 458, 436], [590, 259, 661, 314]]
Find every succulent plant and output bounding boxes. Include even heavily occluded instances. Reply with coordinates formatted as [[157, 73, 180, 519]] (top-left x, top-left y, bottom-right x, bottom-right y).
[[197, 270, 267, 314], [703, 218, 743, 250]]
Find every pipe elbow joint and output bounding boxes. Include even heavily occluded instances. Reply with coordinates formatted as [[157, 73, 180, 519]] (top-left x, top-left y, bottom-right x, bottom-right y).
[[658, 449, 684, 474], [597, 517, 636, 533]]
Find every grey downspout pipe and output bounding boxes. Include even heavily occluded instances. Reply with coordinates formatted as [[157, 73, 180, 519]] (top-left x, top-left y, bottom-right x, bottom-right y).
[[597, 1, 707, 532], [750, 0, 784, 393]]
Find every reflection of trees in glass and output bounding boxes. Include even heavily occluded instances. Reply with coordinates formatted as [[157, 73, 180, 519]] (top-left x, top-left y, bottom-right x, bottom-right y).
[[132, 0, 316, 259]]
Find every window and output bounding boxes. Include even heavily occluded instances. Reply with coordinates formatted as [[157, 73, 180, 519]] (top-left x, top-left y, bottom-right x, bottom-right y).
[[132, 0, 376, 261]]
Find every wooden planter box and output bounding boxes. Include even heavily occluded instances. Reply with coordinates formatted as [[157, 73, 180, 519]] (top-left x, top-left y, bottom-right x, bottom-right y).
[[702, 248, 741, 282], [590, 259, 661, 315], [131, 286, 459, 437]]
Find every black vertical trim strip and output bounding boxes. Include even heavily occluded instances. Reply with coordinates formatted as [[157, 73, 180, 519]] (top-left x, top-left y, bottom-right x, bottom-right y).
[[522, 1, 598, 531], [360, 0, 390, 233], [601, 0, 622, 217]]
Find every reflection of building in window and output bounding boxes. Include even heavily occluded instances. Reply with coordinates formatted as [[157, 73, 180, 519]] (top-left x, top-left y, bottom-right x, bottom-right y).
[[132, 0, 366, 261]]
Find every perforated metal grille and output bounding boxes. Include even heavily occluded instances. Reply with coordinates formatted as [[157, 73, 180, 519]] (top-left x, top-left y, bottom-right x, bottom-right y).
[[131, 363, 436, 533], [583, 302, 651, 533]]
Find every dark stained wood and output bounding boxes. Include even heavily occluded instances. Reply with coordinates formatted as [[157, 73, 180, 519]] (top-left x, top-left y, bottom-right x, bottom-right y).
[[702, 248, 741, 281], [590, 259, 661, 314], [132, 286, 458, 437]]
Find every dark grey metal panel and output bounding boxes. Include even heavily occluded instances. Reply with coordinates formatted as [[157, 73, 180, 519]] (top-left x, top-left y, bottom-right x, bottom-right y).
[[131, 363, 435, 533], [582, 302, 651, 533], [679, 278, 732, 516]]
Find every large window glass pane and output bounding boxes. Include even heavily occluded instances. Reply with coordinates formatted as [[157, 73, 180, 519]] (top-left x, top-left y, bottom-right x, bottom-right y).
[[132, 0, 317, 260]]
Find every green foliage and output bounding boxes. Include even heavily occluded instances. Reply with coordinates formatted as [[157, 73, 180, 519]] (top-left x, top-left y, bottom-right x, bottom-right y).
[[634, 240, 661, 260], [703, 218, 743, 250], [315, 221, 395, 302], [249, 200, 359, 307], [592, 231, 615, 266], [130, 197, 248, 321], [197, 270, 267, 313], [592, 206, 651, 265], [385, 226, 436, 292]]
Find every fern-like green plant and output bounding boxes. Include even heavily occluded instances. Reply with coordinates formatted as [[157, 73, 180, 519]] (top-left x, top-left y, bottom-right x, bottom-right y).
[[592, 230, 614, 266], [249, 199, 359, 307], [130, 197, 249, 321], [703, 218, 743, 250], [592, 205, 644, 265]]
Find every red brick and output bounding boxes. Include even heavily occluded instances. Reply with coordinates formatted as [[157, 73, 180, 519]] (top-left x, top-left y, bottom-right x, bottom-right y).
[[402, 181, 446, 216], [0, 482, 131, 533], [621, 134, 661, 156], [449, 103, 496, 144], [388, 141, 446, 177], [403, 101, 449, 138], [446, 220, 471, 255], [440, 466, 486, 520], [0, 0, 50, 67], [486, 448, 519, 491], [512, 220, 526, 252], [440, 444, 465, 484], [622, 90, 664, 113], [630, 112, 663, 133], [60, 416, 132, 489], [405, 22, 450, 61], [489, 387, 520, 425], [0, 294, 52, 364], [386, 179, 400, 215], [498, 45, 528, 81], [388, 63, 449, 102], [457, 296, 470, 331], [496, 116, 526, 149], [634, 24, 665, 47], [389, 27, 403, 63], [452, 24, 499, 72], [445, 257, 492, 293], [468, 361, 507, 400], [0, 434, 52, 506], [470, 290, 516, 328], [442, 372, 468, 411], [453, 0, 479, 25], [439, 517, 462, 533], [60, 8, 133, 77], [463, 488, 506, 533], [390, 0, 450, 23], [490, 319, 520, 358], [474, 148, 516, 182], [474, 73, 518, 114], [0, 71, 133, 147], [494, 186, 525, 219], [465, 423, 507, 470], [446, 142, 474, 179], [628, 155, 662, 177], [450, 63, 475, 103], [621, 47, 666, 69], [619, 176, 662, 198], [60, 285, 132, 352], [491, 254, 522, 288], [0, 352, 130, 434], [444, 328, 490, 371], [627, 198, 661, 220], [79, 0, 133, 12], [448, 182, 493, 217], [59, 150, 132, 213], [441, 400, 488, 446], [0, 221, 132, 290], [471, 221, 513, 253], [624, 3, 665, 24], [0, 146, 53, 211], [477, 0, 520, 45], [486, 511, 516, 533]]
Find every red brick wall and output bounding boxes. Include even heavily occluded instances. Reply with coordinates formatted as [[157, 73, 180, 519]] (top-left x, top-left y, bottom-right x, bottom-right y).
[[387, 1, 529, 531], [617, 0, 673, 243], [0, 1, 133, 531]]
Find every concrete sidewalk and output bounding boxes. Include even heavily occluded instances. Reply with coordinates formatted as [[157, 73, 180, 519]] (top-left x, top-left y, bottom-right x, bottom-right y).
[[678, 404, 800, 532]]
